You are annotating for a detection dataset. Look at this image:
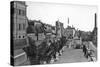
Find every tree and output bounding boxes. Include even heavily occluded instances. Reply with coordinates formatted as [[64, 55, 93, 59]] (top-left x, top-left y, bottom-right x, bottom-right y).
[[27, 20, 47, 40], [34, 22, 47, 40]]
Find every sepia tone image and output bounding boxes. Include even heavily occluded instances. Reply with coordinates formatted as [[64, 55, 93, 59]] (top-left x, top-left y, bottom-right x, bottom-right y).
[[10, 1, 97, 66]]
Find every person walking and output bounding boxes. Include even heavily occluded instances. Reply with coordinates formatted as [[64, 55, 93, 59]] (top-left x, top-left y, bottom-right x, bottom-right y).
[[82, 44, 87, 56]]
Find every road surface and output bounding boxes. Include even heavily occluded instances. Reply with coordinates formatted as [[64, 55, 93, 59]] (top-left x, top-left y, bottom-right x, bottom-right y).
[[54, 48, 88, 64], [19, 41, 97, 65]]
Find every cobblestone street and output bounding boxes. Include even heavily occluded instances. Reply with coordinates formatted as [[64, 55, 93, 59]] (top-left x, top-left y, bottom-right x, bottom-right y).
[[20, 40, 97, 66], [54, 48, 88, 64], [20, 48, 88, 65]]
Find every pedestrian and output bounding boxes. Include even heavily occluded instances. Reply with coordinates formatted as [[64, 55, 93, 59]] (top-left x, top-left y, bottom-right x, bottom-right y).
[[85, 44, 90, 58], [82, 44, 87, 56]]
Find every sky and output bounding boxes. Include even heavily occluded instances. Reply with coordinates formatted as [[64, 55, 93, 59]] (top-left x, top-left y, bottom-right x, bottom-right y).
[[26, 2, 97, 32]]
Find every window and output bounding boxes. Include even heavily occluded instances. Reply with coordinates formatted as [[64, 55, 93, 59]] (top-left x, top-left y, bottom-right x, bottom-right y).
[[19, 24, 21, 30], [23, 36, 25, 38], [22, 10, 26, 16], [23, 24, 25, 30], [17, 9, 26, 16], [19, 9, 21, 15], [19, 36, 21, 38], [22, 10, 24, 16]]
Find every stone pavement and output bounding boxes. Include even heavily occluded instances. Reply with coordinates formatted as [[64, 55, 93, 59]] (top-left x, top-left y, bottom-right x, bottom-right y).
[[54, 48, 88, 64], [20, 48, 89, 66]]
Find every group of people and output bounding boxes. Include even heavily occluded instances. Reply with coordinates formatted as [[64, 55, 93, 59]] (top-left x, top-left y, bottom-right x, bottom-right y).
[[82, 42, 96, 62], [23, 36, 67, 65], [23, 36, 96, 65], [39, 36, 67, 64]]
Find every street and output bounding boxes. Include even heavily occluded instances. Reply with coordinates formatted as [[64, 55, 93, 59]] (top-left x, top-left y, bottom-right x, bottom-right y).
[[20, 48, 88, 65], [20, 40, 97, 65], [54, 48, 88, 64]]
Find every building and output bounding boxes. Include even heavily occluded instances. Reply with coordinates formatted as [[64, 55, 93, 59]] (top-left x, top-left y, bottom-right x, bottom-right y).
[[11, 1, 28, 65], [56, 20, 64, 38], [64, 18, 75, 39], [64, 26, 75, 39]]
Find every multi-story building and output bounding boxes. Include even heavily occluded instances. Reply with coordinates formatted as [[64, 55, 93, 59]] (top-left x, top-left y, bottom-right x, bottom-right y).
[[64, 18, 75, 39], [56, 20, 64, 38], [11, 1, 28, 39], [11, 1, 28, 65], [64, 26, 75, 39]]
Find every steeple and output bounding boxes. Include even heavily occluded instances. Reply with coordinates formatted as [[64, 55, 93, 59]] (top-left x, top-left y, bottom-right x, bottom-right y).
[[95, 13, 97, 28]]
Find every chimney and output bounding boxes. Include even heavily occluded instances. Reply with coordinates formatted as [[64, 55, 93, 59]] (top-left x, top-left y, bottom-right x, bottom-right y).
[[68, 17, 69, 25]]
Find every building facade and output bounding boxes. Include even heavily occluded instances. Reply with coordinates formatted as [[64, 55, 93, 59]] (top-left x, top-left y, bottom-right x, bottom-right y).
[[11, 1, 28, 65], [11, 1, 28, 39], [56, 20, 64, 38], [64, 26, 75, 39]]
